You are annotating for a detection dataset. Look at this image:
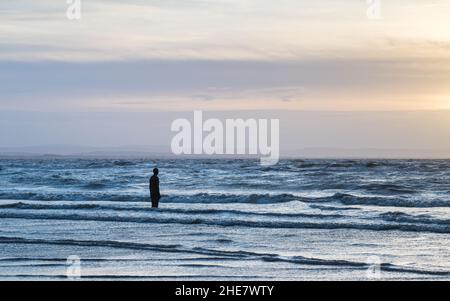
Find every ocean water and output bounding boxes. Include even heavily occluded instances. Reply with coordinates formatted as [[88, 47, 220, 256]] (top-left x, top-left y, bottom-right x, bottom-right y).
[[0, 158, 449, 280]]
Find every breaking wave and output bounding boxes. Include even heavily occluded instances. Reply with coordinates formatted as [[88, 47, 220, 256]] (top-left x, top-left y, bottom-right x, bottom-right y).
[[0, 236, 447, 276]]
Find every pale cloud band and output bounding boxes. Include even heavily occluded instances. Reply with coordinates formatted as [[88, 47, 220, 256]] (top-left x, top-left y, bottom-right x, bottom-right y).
[[1, 0, 450, 61], [1, 59, 449, 111]]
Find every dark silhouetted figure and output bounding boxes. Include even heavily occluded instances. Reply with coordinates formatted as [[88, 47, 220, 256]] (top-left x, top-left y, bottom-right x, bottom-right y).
[[149, 168, 161, 208]]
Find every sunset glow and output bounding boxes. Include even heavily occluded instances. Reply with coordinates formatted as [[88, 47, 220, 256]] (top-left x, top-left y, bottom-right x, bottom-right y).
[[1, 0, 450, 111]]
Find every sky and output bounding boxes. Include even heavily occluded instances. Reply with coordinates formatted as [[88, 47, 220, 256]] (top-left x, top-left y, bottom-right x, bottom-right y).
[[1, 0, 450, 155]]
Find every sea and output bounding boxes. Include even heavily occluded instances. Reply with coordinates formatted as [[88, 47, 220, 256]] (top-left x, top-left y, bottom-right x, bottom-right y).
[[0, 158, 449, 280]]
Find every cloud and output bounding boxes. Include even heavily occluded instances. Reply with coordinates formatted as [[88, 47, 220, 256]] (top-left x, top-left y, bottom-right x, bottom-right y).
[[2, 0, 450, 61], [1, 1, 450, 111], [1, 58, 449, 111], [190, 94, 216, 101]]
